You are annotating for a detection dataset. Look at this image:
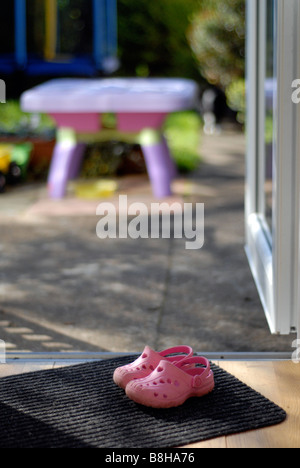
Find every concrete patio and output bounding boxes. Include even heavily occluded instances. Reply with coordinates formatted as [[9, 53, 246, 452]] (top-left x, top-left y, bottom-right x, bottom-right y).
[[0, 127, 294, 355]]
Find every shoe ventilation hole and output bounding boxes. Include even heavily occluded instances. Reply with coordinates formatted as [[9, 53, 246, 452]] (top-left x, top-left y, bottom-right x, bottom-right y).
[[153, 381, 157, 385], [142, 353, 148, 359], [163, 394, 168, 399], [154, 393, 158, 397], [157, 367, 163, 372], [149, 365, 154, 371], [160, 379, 165, 384], [167, 379, 172, 384], [142, 365, 147, 370]]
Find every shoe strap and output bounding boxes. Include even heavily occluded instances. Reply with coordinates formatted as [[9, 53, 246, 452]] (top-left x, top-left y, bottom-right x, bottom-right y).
[[177, 356, 212, 388], [159, 345, 193, 364]]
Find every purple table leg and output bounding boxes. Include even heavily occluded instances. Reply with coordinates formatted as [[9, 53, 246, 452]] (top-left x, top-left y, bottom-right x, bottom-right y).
[[141, 135, 177, 198], [161, 136, 178, 180], [67, 142, 86, 180], [48, 141, 85, 199]]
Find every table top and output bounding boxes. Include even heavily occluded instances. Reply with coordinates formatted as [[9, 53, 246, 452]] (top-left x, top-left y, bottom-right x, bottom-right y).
[[21, 78, 199, 114]]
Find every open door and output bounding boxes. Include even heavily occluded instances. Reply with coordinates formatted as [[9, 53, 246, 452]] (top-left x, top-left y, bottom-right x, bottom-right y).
[[245, 0, 300, 336]]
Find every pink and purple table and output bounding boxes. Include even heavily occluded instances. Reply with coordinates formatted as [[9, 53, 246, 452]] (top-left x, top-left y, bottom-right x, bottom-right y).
[[21, 78, 199, 198]]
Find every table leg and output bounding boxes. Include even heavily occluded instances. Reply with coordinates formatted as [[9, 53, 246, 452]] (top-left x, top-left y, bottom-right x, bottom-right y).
[[47, 141, 85, 199], [67, 142, 86, 180], [161, 135, 178, 180], [140, 130, 177, 198]]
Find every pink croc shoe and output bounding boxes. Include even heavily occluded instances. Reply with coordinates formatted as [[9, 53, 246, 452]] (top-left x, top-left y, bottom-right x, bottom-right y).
[[113, 345, 193, 390], [125, 356, 215, 409]]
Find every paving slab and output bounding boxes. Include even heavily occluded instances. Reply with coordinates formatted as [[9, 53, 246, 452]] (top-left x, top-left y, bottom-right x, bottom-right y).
[[0, 128, 295, 355]]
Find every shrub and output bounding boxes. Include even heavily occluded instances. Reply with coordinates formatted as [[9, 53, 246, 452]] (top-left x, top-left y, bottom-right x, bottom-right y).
[[225, 78, 246, 123], [117, 0, 202, 80], [188, 0, 246, 90], [164, 111, 202, 173]]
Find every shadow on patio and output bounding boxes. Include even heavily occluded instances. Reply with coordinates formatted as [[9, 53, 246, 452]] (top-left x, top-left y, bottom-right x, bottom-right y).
[[0, 125, 294, 355]]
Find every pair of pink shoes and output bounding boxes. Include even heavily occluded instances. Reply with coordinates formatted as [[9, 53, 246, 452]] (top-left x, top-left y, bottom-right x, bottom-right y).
[[113, 345, 215, 409]]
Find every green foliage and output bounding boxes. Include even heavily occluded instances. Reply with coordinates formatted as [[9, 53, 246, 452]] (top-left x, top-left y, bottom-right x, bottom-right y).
[[164, 111, 202, 173], [0, 100, 55, 137], [265, 115, 273, 145], [225, 78, 246, 123], [188, 0, 245, 90], [117, 0, 203, 80], [81, 142, 123, 178]]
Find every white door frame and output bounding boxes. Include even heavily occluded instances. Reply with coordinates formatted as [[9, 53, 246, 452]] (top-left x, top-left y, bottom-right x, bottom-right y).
[[245, 0, 300, 336]]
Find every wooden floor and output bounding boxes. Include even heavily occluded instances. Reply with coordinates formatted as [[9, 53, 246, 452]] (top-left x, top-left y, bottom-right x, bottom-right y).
[[0, 359, 299, 448], [184, 360, 300, 449]]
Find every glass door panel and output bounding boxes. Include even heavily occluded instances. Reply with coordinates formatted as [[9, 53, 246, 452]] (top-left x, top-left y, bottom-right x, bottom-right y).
[[246, 0, 300, 335], [264, 0, 275, 236]]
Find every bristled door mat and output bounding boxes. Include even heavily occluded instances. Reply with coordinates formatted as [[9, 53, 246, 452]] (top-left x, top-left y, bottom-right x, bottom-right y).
[[0, 356, 286, 448]]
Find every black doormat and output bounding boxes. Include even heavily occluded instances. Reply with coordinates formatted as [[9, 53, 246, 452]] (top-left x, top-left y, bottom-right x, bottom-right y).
[[0, 356, 286, 448]]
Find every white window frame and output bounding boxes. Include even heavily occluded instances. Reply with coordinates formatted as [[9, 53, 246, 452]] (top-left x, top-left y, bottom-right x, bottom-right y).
[[245, 0, 300, 336]]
